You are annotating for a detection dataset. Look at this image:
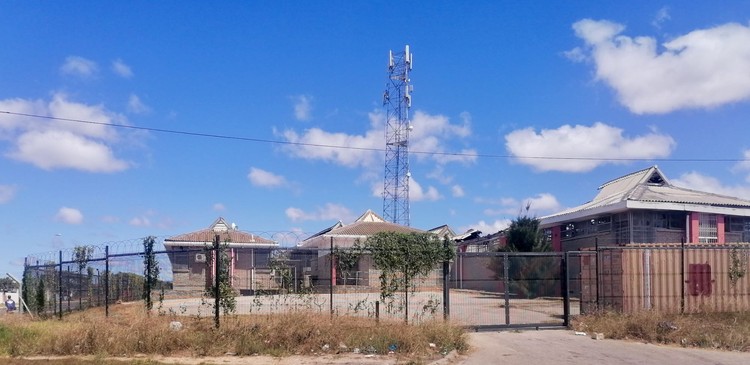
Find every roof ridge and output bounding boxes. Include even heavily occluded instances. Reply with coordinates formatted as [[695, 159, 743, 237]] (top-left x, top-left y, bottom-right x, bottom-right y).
[[354, 209, 386, 223], [598, 166, 655, 190]]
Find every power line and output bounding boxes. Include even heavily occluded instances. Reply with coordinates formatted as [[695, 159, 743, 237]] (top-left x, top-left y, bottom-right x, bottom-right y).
[[1, 110, 747, 163]]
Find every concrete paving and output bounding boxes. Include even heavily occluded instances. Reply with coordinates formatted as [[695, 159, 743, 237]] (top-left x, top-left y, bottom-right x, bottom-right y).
[[159, 289, 575, 327], [457, 330, 750, 365]]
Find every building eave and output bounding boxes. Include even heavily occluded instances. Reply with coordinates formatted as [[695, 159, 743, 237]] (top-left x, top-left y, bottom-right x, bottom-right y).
[[540, 201, 629, 228]]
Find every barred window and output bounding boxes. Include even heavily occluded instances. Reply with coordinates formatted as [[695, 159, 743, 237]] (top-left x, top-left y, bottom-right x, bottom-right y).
[[698, 214, 718, 244]]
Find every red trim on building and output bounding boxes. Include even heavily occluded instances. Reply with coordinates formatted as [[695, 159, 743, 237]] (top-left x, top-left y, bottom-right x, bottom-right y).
[[552, 225, 562, 252], [689, 213, 700, 243]]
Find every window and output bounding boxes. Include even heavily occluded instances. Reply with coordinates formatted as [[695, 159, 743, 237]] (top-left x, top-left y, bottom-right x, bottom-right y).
[[725, 216, 750, 242], [698, 214, 718, 244], [654, 212, 686, 230], [561, 216, 612, 239], [614, 213, 630, 244], [171, 251, 189, 271]]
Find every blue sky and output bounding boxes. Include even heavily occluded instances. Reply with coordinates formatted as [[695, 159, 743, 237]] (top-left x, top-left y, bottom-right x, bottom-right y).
[[3, 1, 750, 277]]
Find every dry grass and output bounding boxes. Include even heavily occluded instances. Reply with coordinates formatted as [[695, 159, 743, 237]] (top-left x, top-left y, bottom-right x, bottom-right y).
[[572, 310, 750, 351], [0, 304, 467, 361]]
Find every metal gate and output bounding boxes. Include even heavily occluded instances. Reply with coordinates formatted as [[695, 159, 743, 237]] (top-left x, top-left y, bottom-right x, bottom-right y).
[[448, 251, 596, 329]]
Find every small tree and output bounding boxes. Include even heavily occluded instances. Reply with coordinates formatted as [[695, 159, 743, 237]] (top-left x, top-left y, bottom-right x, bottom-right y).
[[332, 243, 362, 286], [35, 278, 45, 316], [142, 236, 160, 313], [489, 213, 557, 298], [503, 215, 549, 253], [363, 231, 454, 322], [269, 250, 295, 292], [205, 238, 236, 315], [72, 245, 94, 309], [0, 277, 18, 292]]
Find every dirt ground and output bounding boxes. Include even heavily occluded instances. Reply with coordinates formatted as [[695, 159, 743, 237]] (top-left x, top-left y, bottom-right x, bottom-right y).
[[6, 330, 750, 364], [4, 353, 424, 365]]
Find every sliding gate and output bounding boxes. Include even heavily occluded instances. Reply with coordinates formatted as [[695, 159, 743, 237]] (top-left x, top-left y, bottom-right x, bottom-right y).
[[449, 251, 595, 329]]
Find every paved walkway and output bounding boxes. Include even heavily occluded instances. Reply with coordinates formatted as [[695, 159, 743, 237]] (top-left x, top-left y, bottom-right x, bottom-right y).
[[457, 330, 749, 365]]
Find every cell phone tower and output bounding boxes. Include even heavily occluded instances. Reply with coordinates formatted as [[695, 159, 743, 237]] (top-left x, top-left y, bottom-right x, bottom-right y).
[[382, 45, 413, 226]]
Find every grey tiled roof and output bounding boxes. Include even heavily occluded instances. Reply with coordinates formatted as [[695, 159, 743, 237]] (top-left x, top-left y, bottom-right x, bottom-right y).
[[164, 217, 276, 246], [541, 166, 750, 223]]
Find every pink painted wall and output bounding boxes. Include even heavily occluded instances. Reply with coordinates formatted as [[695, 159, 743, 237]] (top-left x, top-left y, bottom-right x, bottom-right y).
[[717, 215, 725, 244], [690, 213, 700, 243]]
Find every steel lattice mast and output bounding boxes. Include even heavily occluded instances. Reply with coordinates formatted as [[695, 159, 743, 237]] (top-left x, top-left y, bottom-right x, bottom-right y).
[[382, 45, 413, 226]]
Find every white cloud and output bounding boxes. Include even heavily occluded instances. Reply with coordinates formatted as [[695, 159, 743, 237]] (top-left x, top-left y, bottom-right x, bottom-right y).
[[292, 95, 313, 121], [101, 215, 119, 223], [127, 94, 151, 114], [279, 113, 383, 169], [8, 130, 129, 172], [527, 193, 562, 212], [652, 6, 671, 29], [285, 203, 354, 223], [573, 19, 750, 114], [672, 172, 750, 200], [732, 149, 750, 182], [410, 178, 442, 202], [129, 216, 151, 227], [213, 203, 226, 212], [451, 185, 465, 198], [248, 167, 288, 188], [370, 177, 442, 202], [112, 59, 133, 78], [461, 219, 512, 235], [426, 165, 453, 184], [410, 111, 477, 165], [0, 185, 17, 204], [505, 122, 675, 172], [60, 56, 98, 77], [563, 47, 587, 62], [55, 207, 83, 225], [279, 109, 476, 169], [0, 93, 131, 172], [479, 193, 562, 216], [128, 211, 173, 229]]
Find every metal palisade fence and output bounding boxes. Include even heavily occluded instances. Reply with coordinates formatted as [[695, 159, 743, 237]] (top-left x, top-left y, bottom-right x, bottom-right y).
[[21, 235, 750, 329]]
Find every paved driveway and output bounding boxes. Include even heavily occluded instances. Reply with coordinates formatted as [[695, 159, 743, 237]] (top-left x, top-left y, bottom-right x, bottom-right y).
[[458, 330, 749, 365], [160, 289, 574, 327]]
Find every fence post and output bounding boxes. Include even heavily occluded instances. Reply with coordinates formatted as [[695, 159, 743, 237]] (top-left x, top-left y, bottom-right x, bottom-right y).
[[67, 267, 71, 312], [562, 252, 570, 327], [105, 245, 109, 317], [214, 234, 221, 328], [328, 236, 336, 319], [21, 258, 27, 315], [442, 238, 450, 321], [503, 253, 510, 325], [58, 250, 63, 320], [595, 237, 600, 311], [680, 237, 685, 314]]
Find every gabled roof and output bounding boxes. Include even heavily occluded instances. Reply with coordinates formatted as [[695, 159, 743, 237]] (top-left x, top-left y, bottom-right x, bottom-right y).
[[453, 229, 482, 242], [428, 224, 456, 239], [594, 166, 670, 202], [302, 220, 344, 243], [299, 209, 425, 248], [541, 166, 750, 227], [326, 209, 423, 236], [164, 217, 277, 247]]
